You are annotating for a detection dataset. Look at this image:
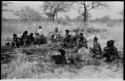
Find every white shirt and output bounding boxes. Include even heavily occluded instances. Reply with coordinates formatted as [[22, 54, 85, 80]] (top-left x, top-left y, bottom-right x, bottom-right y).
[[37, 29, 43, 36]]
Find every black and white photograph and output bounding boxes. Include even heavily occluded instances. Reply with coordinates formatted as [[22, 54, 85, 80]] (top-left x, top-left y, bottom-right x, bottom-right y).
[[1, 1, 124, 80]]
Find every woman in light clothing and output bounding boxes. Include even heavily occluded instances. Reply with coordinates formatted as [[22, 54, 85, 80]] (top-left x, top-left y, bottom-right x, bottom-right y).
[[37, 26, 43, 36]]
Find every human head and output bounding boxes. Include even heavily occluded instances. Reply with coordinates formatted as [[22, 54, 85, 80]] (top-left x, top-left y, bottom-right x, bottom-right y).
[[39, 26, 42, 29], [107, 40, 114, 47], [30, 33, 33, 36], [59, 49, 65, 56], [13, 33, 17, 37], [93, 36, 98, 42], [65, 29, 69, 34], [24, 31, 28, 35]]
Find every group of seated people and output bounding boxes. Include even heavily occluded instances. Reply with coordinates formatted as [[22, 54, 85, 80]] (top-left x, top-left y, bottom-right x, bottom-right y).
[[61, 29, 88, 49], [90, 36, 119, 62], [51, 39, 119, 65], [12, 26, 47, 48], [12, 31, 35, 48], [51, 29, 119, 64], [11, 26, 119, 63]]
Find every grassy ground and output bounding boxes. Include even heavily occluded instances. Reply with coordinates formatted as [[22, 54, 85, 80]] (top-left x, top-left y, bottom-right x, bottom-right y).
[[1, 20, 123, 79]]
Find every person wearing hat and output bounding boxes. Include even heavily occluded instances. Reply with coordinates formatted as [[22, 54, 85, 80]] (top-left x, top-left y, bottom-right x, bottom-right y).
[[102, 40, 118, 62], [90, 36, 102, 58]]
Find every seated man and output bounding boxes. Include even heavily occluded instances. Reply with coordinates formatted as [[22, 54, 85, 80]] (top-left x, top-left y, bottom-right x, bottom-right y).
[[62, 30, 73, 48], [77, 33, 88, 49], [90, 36, 102, 58], [51, 49, 67, 65], [102, 40, 118, 62]]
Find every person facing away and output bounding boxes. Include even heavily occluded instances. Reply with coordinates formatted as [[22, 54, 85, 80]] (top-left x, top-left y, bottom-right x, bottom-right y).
[[28, 33, 35, 45], [37, 26, 43, 36], [103, 40, 118, 62], [51, 49, 67, 64], [90, 36, 102, 57]]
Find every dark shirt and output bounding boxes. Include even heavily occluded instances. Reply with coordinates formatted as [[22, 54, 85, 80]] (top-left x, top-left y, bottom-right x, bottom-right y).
[[77, 36, 88, 48], [63, 34, 72, 43], [103, 46, 118, 56], [51, 55, 67, 64]]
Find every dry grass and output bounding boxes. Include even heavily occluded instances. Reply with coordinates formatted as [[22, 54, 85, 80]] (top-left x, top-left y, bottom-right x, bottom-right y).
[[1, 20, 123, 79]]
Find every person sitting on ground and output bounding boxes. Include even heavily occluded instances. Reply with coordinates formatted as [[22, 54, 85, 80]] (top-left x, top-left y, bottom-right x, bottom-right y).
[[102, 40, 118, 62], [51, 27, 60, 43], [54, 27, 60, 40], [62, 29, 73, 48], [73, 30, 79, 45], [90, 36, 102, 58], [51, 49, 67, 65], [21, 31, 29, 46], [12, 33, 19, 48], [37, 26, 43, 37], [77, 33, 88, 49], [28, 33, 35, 45]]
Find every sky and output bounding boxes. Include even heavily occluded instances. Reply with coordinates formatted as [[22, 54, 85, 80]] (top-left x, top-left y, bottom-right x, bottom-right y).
[[2, 1, 124, 19]]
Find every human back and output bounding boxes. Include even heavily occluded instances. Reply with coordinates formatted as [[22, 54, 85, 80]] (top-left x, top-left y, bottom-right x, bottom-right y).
[[37, 26, 43, 36]]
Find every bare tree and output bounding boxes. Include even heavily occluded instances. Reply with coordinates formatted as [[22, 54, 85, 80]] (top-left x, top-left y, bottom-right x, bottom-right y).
[[41, 1, 72, 22], [72, 1, 109, 28], [15, 6, 42, 21]]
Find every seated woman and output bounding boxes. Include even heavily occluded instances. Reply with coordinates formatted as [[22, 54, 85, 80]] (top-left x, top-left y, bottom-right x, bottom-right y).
[[90, 36, 102, 58], [76, 33, 88, 50], [102, 40, 118, 62]]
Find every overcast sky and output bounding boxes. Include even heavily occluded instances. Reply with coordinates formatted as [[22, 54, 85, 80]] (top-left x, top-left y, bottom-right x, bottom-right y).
[[2, 1, 124, 19]]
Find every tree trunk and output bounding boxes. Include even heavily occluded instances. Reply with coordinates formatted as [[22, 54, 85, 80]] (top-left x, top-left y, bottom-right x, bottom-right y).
[[83, 2, 88, 28], [82, 2, 88, 36]]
